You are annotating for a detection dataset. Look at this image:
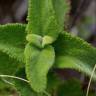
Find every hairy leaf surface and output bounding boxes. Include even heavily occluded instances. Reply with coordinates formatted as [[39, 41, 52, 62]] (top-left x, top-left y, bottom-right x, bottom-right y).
[[25, 44, 55, 92], [0, 24, 26, 62], [52, 0, 70, 29], [27, 0, 61, 41], [54, 32, 96, 79]]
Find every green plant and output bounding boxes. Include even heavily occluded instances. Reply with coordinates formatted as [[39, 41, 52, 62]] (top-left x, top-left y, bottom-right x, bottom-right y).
[[0, 0, 96, 96]]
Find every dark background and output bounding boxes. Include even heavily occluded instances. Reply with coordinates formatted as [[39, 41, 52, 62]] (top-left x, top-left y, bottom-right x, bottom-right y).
[[0, 0, 96, 44]]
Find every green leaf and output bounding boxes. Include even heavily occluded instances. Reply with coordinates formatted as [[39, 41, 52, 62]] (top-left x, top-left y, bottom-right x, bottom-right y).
[[27, 0, 60, 41], [57, 79, 84, 96], [53, 32, 96, 79], [0, 43, 24, 63], [24, 44, 55, 92], [0, 52, 21, 75], [0, 23, 26, 62], [0, 23, 26, 47], [52, 0, 70, 29]]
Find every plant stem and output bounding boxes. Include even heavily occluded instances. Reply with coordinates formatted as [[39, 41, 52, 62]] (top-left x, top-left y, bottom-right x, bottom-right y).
[[86, 64, 96, 96], [0, 75, 29, 83]]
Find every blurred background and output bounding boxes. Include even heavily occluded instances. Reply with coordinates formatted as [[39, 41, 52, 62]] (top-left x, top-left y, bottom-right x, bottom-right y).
[[0, 0, 96, 95], [0, 0, 95, 44]]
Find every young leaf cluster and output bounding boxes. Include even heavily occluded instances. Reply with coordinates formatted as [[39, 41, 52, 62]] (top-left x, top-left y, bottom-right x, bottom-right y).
[[0, 0, 96, 96]]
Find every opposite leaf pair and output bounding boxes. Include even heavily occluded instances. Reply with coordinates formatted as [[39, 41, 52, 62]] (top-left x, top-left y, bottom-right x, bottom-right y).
[[0, 0, 96, 95], [25, 0, 70, 92]]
